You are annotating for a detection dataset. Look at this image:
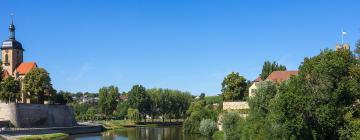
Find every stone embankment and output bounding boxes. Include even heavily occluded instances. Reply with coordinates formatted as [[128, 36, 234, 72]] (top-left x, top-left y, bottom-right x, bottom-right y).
[[0, 124, 103, 140]]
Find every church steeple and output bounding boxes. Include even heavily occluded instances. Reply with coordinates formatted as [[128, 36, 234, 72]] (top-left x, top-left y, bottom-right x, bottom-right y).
[[9, 14, 16, 40]]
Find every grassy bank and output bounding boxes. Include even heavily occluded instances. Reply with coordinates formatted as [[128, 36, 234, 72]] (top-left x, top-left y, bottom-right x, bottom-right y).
[[97, 120, 134, 129], [96, 119, 183, 129], [16, 133, 68, 140]]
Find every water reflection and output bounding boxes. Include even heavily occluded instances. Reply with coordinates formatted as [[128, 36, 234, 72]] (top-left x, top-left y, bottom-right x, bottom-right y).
[[65, 126, 210, 140]]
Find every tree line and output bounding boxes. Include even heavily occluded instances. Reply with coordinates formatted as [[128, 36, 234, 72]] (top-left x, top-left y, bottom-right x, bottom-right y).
[[72, 85, 193, 122], [220, 47, 360, 139]]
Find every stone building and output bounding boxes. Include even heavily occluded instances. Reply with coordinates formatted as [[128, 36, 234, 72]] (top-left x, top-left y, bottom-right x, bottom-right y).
[[1, 20, 38, 103]]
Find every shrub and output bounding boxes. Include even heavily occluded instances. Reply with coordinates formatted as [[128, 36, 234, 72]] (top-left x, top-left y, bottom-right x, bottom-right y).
[[183, 108, 218, 133], [222, 112, 240, 140], [212, 131, 224, 140], [199, 119, 217, 136]]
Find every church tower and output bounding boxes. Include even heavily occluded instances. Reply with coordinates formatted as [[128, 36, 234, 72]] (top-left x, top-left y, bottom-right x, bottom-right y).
[[1, 19, 24, 76]]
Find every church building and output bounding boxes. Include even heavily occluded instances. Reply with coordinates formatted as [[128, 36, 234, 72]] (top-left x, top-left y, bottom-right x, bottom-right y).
[[1, 20, 38, 103]]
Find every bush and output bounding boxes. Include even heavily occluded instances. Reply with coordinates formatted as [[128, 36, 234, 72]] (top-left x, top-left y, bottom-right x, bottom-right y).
[[183, 108, 218, 133], [212, 131, 224, 140], [199, 119, 217, 136], [222, 112, 240, 140]]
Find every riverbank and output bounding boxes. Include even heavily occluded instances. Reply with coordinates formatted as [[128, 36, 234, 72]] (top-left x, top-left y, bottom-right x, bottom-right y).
[[97, 120, 183, 130], [16, 133, 68, 140], [0, 125, 103, 140]]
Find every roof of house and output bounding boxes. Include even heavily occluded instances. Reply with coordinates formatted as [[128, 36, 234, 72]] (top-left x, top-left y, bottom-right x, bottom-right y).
[[16, 62, 37, 75], [253, 77, 263, 82], [266, 71, 298, 83]]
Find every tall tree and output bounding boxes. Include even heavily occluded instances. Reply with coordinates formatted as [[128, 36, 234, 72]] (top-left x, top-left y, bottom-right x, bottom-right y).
[[259, 61, 287, 80], [23, 68, 55, 104], [269, 49, 360, 139], [98, 86, 119, 117], [0, 77, 21, 103], [355, 39, 360, 57], [128, 85, 151, 121], [221, 72, 248, 101]]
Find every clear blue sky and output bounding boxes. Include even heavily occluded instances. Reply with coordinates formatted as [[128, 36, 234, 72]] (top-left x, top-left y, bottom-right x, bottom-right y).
[[1, 0, 359, 95]]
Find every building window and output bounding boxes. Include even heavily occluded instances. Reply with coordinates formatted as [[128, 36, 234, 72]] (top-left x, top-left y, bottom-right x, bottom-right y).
[[4, 54, 9, 64], [251, 89, 256, 94]]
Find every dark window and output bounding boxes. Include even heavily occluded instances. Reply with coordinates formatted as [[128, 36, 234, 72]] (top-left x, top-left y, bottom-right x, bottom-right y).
[[5, 54, 9, 64]]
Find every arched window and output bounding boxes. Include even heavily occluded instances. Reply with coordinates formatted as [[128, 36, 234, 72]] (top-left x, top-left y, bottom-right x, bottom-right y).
[[5, 54, 8, 64]]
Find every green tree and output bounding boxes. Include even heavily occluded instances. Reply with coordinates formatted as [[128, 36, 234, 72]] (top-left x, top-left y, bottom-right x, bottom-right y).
[[0, 77, 21, 103], [222, 112, 241, 140], [268, 49, 360, 139], [23, 68, 55, 104], [128, 85, 151, 121], [98, 86, 119, 117], [114, 101, 129, 119], [221, 72, 248, 101], [259, 61, 287, 80], [355, 39, 360, 57]]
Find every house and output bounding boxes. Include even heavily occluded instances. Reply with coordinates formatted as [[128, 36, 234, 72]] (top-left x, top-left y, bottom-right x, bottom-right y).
[[248, 77, 262, 97], [248, 71, 298, 97]]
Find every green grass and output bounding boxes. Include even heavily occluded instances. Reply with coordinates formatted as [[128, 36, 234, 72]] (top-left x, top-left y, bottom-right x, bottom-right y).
[[16, 133, 68, 140], [212, 131, 224, 140]]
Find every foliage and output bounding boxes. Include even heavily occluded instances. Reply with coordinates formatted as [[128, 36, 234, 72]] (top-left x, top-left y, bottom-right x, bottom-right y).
[[259, 61, 287, 80], [355, 39, 360, 57], [222, 112, 241, 140], [114, 101, 129, 119], [183, 99, 218, 134], [235, 49, 360, 140], [148, 88, 192, 121], [128, 85, 151, 120], [127, 108, 141, 121], [199, 119, 217, 136], [53, 90, 73, 104], [221, 72, 248, 101], [23, 68, 55, 104], [212, 131, 224, 140], [204, 95, 222, 105], [98, 86, 119, 116], [248, 81, 276, 117], [0, 77, 20, 103]]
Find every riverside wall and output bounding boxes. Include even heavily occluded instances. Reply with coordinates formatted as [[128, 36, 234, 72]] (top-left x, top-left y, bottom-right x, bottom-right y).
[[0, 103, 76, 128]]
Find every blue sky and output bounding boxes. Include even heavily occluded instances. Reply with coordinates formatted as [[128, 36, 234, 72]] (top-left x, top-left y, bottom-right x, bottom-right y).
[[0, 0, 359, 95]]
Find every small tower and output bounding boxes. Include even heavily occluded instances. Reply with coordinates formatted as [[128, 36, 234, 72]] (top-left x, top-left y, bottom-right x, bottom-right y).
[[1, 17, 24, 76]]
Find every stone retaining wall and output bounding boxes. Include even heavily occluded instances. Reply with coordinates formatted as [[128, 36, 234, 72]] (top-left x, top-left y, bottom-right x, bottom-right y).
[[222, 101, 249, 110], [0, 103, 76, 128]]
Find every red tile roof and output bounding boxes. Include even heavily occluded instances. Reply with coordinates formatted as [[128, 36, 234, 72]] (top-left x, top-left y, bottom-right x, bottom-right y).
[[16, 62, 37, 75], [254, 77, 263, 82], [266, 71, 298, 83]]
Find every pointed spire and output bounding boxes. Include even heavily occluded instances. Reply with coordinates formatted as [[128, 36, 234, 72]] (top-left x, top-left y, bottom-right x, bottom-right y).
[[9, 13, 16, 40]]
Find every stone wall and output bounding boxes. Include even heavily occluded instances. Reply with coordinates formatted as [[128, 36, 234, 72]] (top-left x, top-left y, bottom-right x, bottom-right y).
[[0, 103, 76, 128], [222, 101, 249, 110]]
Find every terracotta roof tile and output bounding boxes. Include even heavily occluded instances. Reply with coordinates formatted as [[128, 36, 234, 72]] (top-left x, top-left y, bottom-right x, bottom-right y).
[[266, 71, 298, 83], [16, 62, 37, 75], [254, 77, 263, 82]]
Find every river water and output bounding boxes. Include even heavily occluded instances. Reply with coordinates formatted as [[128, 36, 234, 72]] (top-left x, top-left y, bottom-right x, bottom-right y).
[[64, 126, 211, 140]]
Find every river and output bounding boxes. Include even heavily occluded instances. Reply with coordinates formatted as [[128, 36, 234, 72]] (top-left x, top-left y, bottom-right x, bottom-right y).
[[63, 126, 211, 140]]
